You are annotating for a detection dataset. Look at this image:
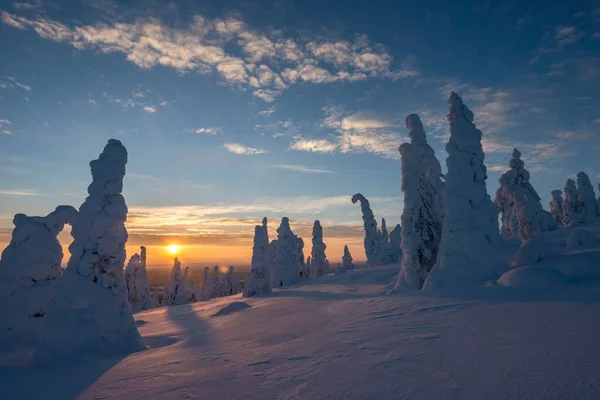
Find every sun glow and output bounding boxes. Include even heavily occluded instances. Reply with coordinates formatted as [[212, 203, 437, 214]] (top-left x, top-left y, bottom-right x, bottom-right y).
[[166, 244, 181, 255]]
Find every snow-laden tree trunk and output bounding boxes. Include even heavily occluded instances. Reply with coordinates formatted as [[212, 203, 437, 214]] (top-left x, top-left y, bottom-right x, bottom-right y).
[[396, 114, 445, 290], [351, 193, 382, 266], [37, 139, 145, 360], [497, 149, 558, 242], [576, 172, 599, 224], [550, 190, 565, 227], [309, 220, 330, 277], [424, 93, 505, 290], [562, 179, 580, 227], [244, 222, 272, 297], [342, 245, 354, 270], [0, 206, 77, 345]]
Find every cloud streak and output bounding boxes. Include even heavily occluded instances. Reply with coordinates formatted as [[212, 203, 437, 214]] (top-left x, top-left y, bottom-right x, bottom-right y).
[[223, 143, 267, 155]]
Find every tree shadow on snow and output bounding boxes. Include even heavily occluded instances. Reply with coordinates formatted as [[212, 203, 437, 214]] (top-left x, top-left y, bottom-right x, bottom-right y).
[[166, 303, 213, 347]]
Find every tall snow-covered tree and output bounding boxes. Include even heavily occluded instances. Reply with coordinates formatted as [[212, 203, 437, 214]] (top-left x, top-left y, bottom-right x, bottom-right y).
[[174, 266, 196, 304], [164, 257, 183, 306], [562, 179, 579, 227], [351, 193, 382, 266], [0, 206, 77, 345], [124, 246, 151, 313], [309, 220, 330, 277], [244, 222, 272, 297], [497, 149, 557, 242], [380, 218, 389, 244], [549, 190, 565, 227], [342, 245, 354, 270], [271, 217, 303, 287], [576, 172, 600, 224], [424, 93, 505, 290], [396, 114, 445, 290], [224, 266, 242, 296], [37, 139, 145, 359]]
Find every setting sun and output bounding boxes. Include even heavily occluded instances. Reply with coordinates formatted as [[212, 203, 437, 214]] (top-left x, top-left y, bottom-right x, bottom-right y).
[[166, 244, 180, 255]]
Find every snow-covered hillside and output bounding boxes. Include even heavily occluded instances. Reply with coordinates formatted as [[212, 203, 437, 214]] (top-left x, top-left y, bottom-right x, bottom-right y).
[[1, 223, 600, 400]]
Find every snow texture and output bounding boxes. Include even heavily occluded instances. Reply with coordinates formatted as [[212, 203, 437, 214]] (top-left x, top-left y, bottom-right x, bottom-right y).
[[309, 220, 329, 278], [342, 245, 355, 271], [124, 246, 151, 313], [351, 193, 382, 266], [0, 205, 77, 345], [244, 221, 272, 297], [494, 187, 517, 238], [396, 114, 445, 290], [576, 172, 599, 225], [424, 92, 505, 290], [36, 139, 145, 360], [562, 179, 579, 227], [550, 190, 565, 227]]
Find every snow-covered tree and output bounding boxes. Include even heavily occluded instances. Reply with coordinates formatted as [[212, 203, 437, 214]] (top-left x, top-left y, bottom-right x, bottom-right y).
[[549, 190, 565, 227], [388, 224, 402, 259], [424, 92, 505, 290], [0, 206, 77, 345], [351, 193, 382, 266], [209, 265, 222, 297], [199, 266, 211, 300], [163, 257, 183, 306], [124, 246, 151, 313], [244, 223, 272, 297], [174, 266, 196, 304], [380, 218, 389, 244], [576, 171, 600, 224], [271, 217, 303, 287], [342, 245, 354, 270], [497, 149, 557, 242], [224, 266, 242, 296], [396, 114, 445, 290], [37, 139, 145, 359], [309, 220, 330, 277], [562, 179, 579, 227], [494, 187, 517, 238]]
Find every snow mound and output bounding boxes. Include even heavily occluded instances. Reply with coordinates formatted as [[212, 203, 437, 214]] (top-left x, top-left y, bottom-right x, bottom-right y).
[[566, 229, 599, 248], [211, 301, 251, 317], [498, 266, 570, 290], [514, 237, 561, 267]]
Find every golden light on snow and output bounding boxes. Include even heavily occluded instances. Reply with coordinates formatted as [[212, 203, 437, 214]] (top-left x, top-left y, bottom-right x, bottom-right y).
[[166, 244, 181, 255]]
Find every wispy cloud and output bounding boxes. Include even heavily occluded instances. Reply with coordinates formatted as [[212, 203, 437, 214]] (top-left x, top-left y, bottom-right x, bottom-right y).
[[289, 138, 339, 153], [555, 25, 583, 46], [142, 106, 156, 113], [258, 105, 276, 117], [0, 119, 10, 126], [555, 130, 598, 140], [272, 164, 334, 174], [88, 98, 98, 107], [0, 189, 40, 196], [223, 143, 267, 155], [195, 127, 220, 135]]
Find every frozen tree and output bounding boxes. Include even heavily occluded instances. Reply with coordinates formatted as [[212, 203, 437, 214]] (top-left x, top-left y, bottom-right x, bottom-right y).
[[224, 267, 242, 296], [244, 223, 272, 297], [562, 179, 580, 227], [163, 257, 183, 306], [396, 114, 445, 290], [388, 224, 402, 259], [271, 217, 303, 287], [342, 245, 354, 271], [309, 220, 330, 277], [351, 193, 382, 266], [174, 266, 196, 304], [306, 256, 312, 276], [380, 218, 389, 244], [293, 236, 306, 278], [576, 172, 600, 224], [0, 206, 77, 345], [334, 262, 345, 275], [497, 149, 557, 242], [494, 187, 517, 238], [37, 139, 145, 359], [424, 93, 505, 290], [550, 190, 565, 227], [200, 266, 211, 300], [124, 246, 151, 313], [209, 266, 222, 297]]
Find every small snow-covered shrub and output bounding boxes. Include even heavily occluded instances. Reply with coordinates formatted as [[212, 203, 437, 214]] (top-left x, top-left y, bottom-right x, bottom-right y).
[[514, 237, 561, 267], [566, 229, 599, 248], [334, 263, 346, 275], [498, 266, 570, 291]]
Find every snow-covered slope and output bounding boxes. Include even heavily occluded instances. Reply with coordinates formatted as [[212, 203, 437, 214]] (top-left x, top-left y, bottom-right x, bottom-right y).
[[2, 223, 600, 399]]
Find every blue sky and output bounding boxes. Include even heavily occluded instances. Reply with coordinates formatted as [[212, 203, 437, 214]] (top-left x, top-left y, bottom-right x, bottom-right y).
[[1, 0, 599, 266]]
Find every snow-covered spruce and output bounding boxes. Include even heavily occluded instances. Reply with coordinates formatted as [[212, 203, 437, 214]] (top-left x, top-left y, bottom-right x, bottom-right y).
[[224, 267, 242, 296], [244, 222, 272, 297], [576, 172, 600, 224], [334, 262, 345, 275], [163, 257, 183, 306], [37, 139, 145, 359], [124, 246, 151, 313], [177, 266, 197, 304], [497, 149, 557, 242], [271, 217, 304, 287], [562, 179, 580, 227], [351, 193, 382, 266], [494, 187, 517, 238], [550, 190, 565, 227], [380, 218, 389, 244], [342, 245, 355, 270], [0, 206, 77, 345], [396, 114, 445, 290], [423, 92, 505, 290], [200, 266, 211, 300], [388, 224, 402, 261], [309, 220, 330, 278]]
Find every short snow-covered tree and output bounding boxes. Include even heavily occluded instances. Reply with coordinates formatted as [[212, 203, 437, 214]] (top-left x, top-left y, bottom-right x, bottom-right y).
[[244, 222, 272, 297], [424, 93, 505, 290], [124, 246, 151, 313], [0, 206, 77, 345], [309, 220, 330, 277], [351, 193, 382, 266], [497, 149, 557, 242], [37, 139, 145, 359], [396, 114, 445, 290], [562, 179, 579, 227], [224, 266, 242, 296], [342, 245, 354, 270], [576, 172, 599, 224], [550, 190, 565, 227], [380, 218, 389, 244]]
